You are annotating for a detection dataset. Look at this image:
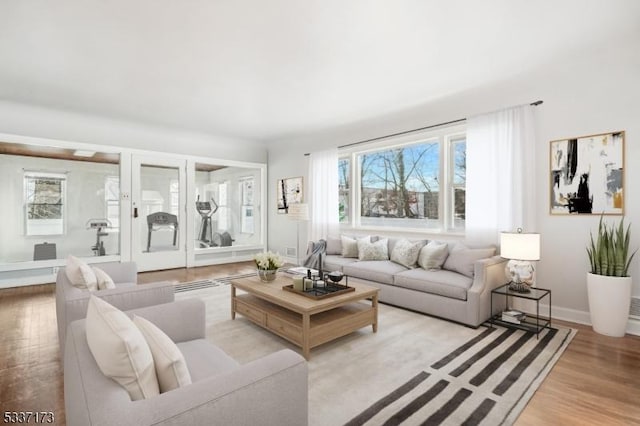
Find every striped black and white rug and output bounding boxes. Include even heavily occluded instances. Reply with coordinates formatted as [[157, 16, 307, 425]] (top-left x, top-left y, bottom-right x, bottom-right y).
[[174, 272, 256, 293], [345, 325, 575, 426]]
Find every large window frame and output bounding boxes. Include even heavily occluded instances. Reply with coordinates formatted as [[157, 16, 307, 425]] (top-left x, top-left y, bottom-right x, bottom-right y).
[[339, 125, 466, 234]]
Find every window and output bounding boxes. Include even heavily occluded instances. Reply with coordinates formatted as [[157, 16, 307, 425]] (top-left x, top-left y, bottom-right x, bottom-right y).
[[218, 181, 229, 230], [450, 137, 466, 230], [339, 127, 466, 232], [240, 177, 254, 233], [169, 179, 179, 216], [338, 158, 350, 223], [105, 176, 120, 228], [24, 172, 66, 236]]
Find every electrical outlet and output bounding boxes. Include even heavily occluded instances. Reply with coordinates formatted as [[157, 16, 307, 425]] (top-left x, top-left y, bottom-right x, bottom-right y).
[[52, 266, 59, 275], [286, 247, 296, 256]]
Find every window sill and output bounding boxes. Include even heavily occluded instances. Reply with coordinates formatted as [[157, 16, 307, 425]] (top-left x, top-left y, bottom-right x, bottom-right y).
[[339, 224, 465, 239]]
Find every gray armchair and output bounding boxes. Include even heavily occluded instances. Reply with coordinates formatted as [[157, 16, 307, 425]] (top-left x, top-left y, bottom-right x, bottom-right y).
[[64, 299, 309, 426], [56, 261, 175, 356]]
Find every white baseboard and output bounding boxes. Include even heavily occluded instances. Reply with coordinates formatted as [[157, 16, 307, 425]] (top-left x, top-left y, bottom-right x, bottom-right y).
[[0, 274, 56, 289], [541, 303, 640, 336]]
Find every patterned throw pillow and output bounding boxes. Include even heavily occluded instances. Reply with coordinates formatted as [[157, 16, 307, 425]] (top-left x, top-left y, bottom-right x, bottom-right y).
[[357, 238, 389, 261], [390, 239, 426, 268], [418, 241, 450, 270]]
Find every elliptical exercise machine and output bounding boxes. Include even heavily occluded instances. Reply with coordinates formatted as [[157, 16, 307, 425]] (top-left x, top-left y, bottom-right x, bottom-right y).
[[86, 218, 112, 256], [196, 196, 218, 248]]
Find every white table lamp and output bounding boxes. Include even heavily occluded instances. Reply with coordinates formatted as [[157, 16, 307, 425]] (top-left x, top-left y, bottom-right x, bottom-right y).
[[500, 229, 540, 293]]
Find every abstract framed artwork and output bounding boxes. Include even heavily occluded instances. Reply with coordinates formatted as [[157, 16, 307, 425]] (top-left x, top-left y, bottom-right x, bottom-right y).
[[550, 131, 624, 215], [277, 176, 303, 214]]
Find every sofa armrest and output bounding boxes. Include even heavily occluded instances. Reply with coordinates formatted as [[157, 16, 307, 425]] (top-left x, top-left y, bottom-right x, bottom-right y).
[[58, 281, 175, 356], [143, 349, 308, 426], [466, 255, 508, 327], [65, 313, 308, 426], [127, 299, 206, 342]]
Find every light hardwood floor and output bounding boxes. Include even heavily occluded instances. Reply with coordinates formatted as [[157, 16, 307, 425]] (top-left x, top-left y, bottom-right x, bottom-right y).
[[0, 262, 638, 425]]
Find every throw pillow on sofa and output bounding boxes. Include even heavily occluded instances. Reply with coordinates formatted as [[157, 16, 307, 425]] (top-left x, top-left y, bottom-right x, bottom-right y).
[[342, 235, 369, 258], [391, 239, 425, 268], [358, 238, 389, 261], [325, 236, 342, 255], [133, 315, 192, 393], [92, 266, 116, 290], [418, 241, 450, 270], [85, 296, 160, 401], [443, 243, 496, 278], [65, 255, 98, 291]]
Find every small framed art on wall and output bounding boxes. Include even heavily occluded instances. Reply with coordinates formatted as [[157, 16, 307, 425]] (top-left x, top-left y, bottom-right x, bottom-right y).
[[277, 176, 303, 214]]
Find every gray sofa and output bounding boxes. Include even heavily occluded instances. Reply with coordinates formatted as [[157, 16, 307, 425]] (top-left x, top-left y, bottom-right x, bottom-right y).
[[314, 236, 508, 327], [56, 261, 175, 356], [64, 298, 309, 426]]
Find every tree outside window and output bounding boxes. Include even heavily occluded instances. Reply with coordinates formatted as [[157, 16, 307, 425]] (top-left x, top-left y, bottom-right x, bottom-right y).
[[338, 158, 350, 223], [338, 128, 466, 232], [451, 138, 466, 229], [24, 172, 66, 236], [358, 141, 440, 229]]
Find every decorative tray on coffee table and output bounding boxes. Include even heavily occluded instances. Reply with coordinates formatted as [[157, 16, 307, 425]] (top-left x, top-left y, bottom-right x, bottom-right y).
[[282, 275, 354, 300]]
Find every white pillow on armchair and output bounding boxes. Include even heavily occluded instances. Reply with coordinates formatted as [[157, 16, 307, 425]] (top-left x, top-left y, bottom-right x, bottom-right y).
[[65, 255, 98, 291]]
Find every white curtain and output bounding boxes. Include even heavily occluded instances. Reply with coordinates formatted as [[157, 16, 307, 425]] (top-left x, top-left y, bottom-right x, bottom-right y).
[[308, 148, 339, 241], [466, 105, 536, 246]]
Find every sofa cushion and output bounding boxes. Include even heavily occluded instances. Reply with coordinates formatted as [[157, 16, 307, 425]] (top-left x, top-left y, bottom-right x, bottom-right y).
[[323, 255, 358, 272], [93, 266, 116, 290], [325, 236, 342, 255], [393, 268, 473, 301], [343, 260, 408, 285], [443, 243, 496, 278], [390, 239, 426, 268], [418, 241, 450, 270], [177, 340, 239, 382], [85, 296, 160, 401], [358, 238, 389, 261], [133, 315, 192, 393], [66, 255, 98, 291]]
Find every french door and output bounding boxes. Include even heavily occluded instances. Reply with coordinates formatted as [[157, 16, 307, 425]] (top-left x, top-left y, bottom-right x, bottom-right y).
[[131, 155, 187, 272]]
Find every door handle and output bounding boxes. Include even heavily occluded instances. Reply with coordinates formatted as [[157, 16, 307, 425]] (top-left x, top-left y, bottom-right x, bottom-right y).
[[134, 207, 138, 218]]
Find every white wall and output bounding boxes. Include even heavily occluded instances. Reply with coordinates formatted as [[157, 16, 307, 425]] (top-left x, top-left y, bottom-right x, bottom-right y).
[[267, 36, 640, 328], [0, 100, 267, 163]]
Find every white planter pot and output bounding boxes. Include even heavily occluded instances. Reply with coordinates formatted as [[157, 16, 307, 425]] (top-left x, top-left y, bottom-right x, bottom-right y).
[[586, 273, 632, 337]]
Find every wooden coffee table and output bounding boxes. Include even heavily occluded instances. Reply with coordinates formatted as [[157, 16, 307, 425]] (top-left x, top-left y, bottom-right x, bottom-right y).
[[231, 274, 379, 359]]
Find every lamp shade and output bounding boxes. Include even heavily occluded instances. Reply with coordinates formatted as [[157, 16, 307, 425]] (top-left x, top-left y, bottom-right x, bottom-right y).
[[500, 231, 540, 261], [287, 203, 309, 221]]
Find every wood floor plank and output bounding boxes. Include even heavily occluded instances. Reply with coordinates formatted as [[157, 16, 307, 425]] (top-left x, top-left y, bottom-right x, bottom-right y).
[[0, 262, 638, 425]]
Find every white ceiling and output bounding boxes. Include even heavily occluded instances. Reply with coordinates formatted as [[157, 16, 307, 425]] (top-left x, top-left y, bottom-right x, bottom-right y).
[[1, 1, 639, 142]]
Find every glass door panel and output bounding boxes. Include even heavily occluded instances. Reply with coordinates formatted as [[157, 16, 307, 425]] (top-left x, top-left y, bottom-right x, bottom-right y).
[[193, 163, 262, 250], [132, 156, 186, 271]]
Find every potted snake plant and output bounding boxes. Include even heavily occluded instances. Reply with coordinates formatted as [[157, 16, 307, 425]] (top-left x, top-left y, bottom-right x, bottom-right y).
[[586, 215, 637, 337]]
